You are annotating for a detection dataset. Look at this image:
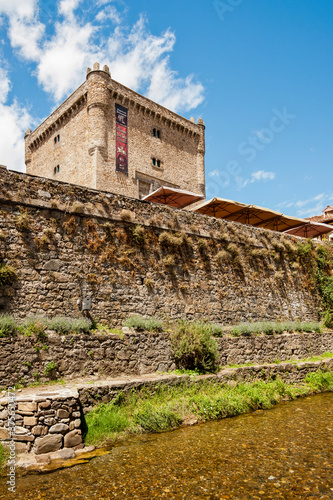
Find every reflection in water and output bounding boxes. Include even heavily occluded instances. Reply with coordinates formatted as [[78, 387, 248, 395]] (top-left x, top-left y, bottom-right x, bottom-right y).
[[1, 393, 333, 499]]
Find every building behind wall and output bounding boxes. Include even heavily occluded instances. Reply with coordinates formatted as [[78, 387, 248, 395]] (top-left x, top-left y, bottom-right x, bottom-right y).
[[25, 63, 206, 200]]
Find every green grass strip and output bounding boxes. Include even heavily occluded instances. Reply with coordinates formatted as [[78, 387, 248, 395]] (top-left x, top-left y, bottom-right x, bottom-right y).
[[85, 370, 333, 446]]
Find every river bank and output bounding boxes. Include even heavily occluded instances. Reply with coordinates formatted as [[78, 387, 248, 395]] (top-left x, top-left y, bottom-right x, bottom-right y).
[[0, 354, 332, 474]]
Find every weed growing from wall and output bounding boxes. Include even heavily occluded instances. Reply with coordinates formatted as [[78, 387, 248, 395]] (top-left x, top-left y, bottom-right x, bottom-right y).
[[0, 264, 17, 286]]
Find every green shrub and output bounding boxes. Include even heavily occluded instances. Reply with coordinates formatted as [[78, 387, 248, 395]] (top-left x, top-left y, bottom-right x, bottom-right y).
[[0, 314, 18, 337], [48, 316, 92, 334], [305, 370, 333, 390], [230, 320, 322, 337], [44, 361, 56, 374], [170, 320, 219, 373], [123, 316, 163, 332], [0, 264, 17, 286], [19, 316, 48, 337]]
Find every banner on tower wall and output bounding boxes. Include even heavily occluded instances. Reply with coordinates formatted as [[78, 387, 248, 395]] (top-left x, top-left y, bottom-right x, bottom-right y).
[[115, 104, 128, 175]]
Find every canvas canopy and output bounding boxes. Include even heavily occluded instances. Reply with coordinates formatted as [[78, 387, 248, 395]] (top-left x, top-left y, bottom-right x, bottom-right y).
[[190, 197, 307, 232], [284, 221, 333, 238], [142, 186, 204, 209]]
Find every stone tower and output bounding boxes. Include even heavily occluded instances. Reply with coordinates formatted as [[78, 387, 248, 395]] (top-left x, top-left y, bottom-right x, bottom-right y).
[[25, 63, 206, 200]]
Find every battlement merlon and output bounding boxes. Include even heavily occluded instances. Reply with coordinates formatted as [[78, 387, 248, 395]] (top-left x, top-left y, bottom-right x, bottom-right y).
[[25, 63, 205, 154]]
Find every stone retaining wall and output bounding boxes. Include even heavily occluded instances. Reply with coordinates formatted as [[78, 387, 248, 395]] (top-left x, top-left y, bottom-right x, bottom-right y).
[[78, 358, 333, 411], [0, 388, 82, 455], [0, 167, 321, 325], [1, 358, 331, 457], [0, 330, 332, 388]]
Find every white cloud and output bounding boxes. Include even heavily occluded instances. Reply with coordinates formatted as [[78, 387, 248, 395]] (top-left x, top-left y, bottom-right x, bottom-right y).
[[58, 0, 82, 17], [0, 65, 10, 102], [2, 8, 204, 113], [8, 16, 44, 61], [95, 5, 121, 24], [251, 170, 275, 181], [36, 20, 98, 102], [236, 170, 276, 189], [209, 169, 220, 177], [0, 0, 36, 20], [0, 65, 31, 171], [277, 193, 333, 218], [107, 17, 204, 112], [295, 193, 325, 208]]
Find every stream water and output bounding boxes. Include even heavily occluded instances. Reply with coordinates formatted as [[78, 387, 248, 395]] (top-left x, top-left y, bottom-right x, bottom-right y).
[[1, 393, 332, 499]]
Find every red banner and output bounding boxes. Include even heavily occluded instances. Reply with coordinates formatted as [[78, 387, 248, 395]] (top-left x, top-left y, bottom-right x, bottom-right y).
[[115, 104, 128, 174]]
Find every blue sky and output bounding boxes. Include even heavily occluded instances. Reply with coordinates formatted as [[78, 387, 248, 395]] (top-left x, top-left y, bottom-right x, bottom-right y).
[[0, 0, 332, 218]]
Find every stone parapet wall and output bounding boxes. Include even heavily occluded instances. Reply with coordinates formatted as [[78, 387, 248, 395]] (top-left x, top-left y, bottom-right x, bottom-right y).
[[0, 330, 332, 389], [0, 168, 321, 326]]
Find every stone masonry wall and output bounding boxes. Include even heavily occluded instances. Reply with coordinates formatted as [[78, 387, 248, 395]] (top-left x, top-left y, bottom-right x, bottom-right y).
[[0, 168, 321, 326], [0, 390, 82, 455], [0, 330, 332, 389]]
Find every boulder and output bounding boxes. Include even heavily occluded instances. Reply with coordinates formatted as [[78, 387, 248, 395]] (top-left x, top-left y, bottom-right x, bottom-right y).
[[39, 401, 51, 410], [64, 430, 82, 448], [49, 423, 69, 435], [35, 434, 63, 455]]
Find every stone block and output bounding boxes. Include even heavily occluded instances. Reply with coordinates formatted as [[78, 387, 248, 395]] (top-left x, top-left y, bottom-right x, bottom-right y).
[[64, 430, 82, 448], [32, 425, 44, 436], [35, 434, 63, 455], [57, 448, 76, 460], [74, 419, 81, 429], [14, 435, 34, 442], [39, 401, 51, 410], [44, 418, 56, 426], [0, 428, 10, 440], [18, 403, 37, 412], [14, 426, 28, 435], [49, 423, 69, 434], [24, 416, 37, 426], [56, 409, 69, 419]]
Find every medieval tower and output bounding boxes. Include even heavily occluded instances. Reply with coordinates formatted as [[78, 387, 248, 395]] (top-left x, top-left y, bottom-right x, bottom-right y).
[[25, 63, 206, 200]]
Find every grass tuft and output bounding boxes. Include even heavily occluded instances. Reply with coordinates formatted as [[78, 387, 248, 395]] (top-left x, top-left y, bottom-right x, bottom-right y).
[[123, 316, 163, 332]]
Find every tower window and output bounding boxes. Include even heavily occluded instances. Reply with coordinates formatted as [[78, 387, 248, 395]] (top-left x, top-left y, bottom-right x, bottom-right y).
[[153, 129, 161, 139], [152, 158, 161, 168], [54, 165, 60, 175], [54, 134, 60, 144]]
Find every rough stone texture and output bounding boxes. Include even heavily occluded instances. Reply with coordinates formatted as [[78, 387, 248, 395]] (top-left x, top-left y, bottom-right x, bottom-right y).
[[25, 67, 206, 199], [64, 430, 82, 448], [49, 423, 69, 434], [23, 416, 37, 426], [52, 448, 76, 460], [0, 168, 321, 328], [0, 329, 331, 388], [34, 434, 63, 455], [18, 403, 37, 412]]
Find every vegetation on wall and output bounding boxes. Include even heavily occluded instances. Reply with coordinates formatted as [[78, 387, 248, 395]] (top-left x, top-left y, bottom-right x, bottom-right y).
[[169, 320, 219, 373], [0, 264, 16, 286], [0, 314, 92, 338]]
